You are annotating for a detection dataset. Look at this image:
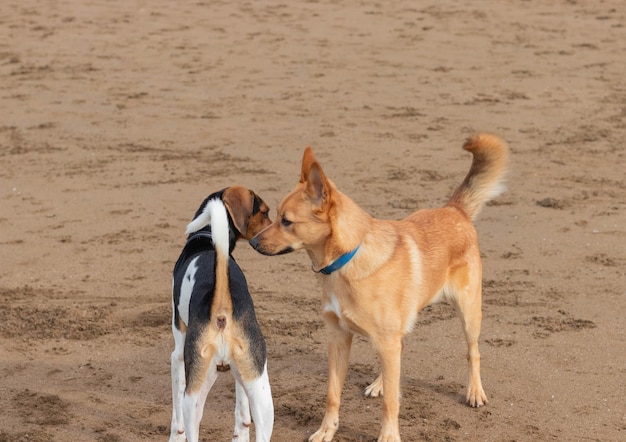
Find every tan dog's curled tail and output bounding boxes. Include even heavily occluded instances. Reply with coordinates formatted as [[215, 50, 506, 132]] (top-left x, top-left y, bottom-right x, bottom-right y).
[[447, 133, 509, 221]]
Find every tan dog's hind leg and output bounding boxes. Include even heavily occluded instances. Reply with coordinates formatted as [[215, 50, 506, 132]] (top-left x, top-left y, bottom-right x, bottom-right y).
[[365, 372, 384, 397], [309, 326, 353, 442], [458, 304, 488, 407], [451, 268, 488, 407]]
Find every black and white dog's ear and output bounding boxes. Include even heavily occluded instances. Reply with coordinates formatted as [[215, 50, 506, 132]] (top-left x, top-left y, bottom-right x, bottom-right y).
[[222, 187, 254, 237]]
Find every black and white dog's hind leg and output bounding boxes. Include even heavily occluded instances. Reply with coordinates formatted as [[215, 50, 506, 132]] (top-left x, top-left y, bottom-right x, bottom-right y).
[[171, 270, 220, 442], [230, 362, 273, 442], [170, 311, 187, 441]]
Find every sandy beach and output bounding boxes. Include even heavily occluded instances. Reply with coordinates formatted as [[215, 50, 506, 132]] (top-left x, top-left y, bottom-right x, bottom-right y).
[[1, 1, 624, 440]]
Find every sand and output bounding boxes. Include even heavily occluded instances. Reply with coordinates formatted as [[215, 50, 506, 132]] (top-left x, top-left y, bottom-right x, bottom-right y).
[[1, 0, 624, 441]]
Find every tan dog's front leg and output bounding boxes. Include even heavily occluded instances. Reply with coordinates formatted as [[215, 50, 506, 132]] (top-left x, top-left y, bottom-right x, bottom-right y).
[[309, 325, 353, 442], [375, 336, 403, 442]]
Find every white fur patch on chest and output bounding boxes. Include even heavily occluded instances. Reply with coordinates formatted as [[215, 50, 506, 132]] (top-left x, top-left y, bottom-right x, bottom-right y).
[[324, 292, 348, 329], [324, 292, 341, 317]]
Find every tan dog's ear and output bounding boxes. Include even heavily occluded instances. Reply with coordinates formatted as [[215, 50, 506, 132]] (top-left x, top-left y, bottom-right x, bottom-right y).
[[222, 186, 253, 236], [300, 146, 317, 183], [301, 147, 330, 209]]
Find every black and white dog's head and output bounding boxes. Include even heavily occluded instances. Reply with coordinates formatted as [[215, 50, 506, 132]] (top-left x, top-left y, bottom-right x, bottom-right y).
[[185, 187, 271, 253]]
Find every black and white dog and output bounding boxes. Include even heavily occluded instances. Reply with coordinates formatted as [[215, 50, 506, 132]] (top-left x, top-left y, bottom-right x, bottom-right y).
[[170, 187, 273, 442]]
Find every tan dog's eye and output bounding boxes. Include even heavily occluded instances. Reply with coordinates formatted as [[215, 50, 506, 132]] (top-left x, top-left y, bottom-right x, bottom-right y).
[[281, 217, 293, 227]]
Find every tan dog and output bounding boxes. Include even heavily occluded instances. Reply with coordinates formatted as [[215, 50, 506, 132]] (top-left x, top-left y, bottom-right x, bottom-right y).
[[250, 134, 509, 442]]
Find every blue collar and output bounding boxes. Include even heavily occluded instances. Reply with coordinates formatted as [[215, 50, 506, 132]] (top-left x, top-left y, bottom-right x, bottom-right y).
[[316, 245, 361, 275]]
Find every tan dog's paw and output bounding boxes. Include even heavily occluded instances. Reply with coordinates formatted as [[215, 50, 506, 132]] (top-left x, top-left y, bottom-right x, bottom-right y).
[[377, 424, 401, 442], [364, 373, 383, 397], [377, 436, 401, 442], [466, 384, 488, 407], [308, 417, 339, 442]]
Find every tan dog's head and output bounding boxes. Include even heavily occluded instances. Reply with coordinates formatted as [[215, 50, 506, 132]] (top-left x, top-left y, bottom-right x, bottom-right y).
[[250, 147, 334, 256]]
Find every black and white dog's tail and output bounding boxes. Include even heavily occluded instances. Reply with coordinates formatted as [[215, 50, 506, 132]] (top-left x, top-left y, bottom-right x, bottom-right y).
[[185, 198, 229, 257], [185, 199, 231, 318]]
